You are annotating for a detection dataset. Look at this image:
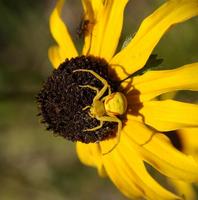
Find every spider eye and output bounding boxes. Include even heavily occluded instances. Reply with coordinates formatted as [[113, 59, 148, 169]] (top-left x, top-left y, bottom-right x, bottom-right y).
[[104, 92, 127, 115]]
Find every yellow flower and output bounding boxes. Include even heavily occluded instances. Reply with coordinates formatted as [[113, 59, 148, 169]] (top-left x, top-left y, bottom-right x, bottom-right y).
[[39, 0, 198, 199], [168, 128, 198, 200]]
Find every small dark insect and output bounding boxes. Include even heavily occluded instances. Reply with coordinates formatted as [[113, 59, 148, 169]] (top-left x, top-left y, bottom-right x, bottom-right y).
[[77, 18, 90, 39]]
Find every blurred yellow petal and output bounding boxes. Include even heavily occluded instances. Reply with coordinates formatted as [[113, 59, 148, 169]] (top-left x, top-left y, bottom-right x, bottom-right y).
[[110, 0, 198, 79], [81, 0, 101, 19], [140, 100, 198, 131], [100, 134, 181, 200], [49, 0, 78, 63], [81, 0, 103, 23], [81, 0, 103, 54], [89, 0, 128, 61], [76, 142, 106, 177], [131, 63, 198, 102], [101, 151, 143, 198], [48, 45, 62, 69], [124, 118, 198, 182], [169, 180, 197, 200], [178, 128, 198, 157]]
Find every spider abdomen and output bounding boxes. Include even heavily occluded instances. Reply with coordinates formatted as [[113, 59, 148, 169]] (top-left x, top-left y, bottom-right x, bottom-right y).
[[104, 92, 127, 116]]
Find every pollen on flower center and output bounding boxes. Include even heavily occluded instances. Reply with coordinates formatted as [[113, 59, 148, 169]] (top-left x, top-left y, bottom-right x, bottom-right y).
[[36, 56, 119, 143]]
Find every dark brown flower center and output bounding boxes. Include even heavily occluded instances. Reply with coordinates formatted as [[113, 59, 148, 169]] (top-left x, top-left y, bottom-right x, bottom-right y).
[[36, 55, 119, 143]]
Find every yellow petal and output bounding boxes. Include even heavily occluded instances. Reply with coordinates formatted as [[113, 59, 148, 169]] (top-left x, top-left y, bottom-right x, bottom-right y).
[[48, 45, 62, 69], [81, 0, 103, 55], [140, 100, 198, 131], [101, 151, 143, 199], [100, 134, 181, 200], [177, 128, 198, 157], [89, 0, 128, 61], [124, 118, 198, 182], [110, 0, 198, 79], [76, 142, 106, 177], [169, 180, 197, 200], [131, 63, 198, 102], [81, 0, 101, 19], [49, 0, 78, 63]]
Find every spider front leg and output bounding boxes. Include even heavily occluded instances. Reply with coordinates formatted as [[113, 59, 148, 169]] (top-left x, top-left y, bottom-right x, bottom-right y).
[[83, 120, 104, 132], [79, 85, 99, 95], [78, 85, 99, 114], [73, 69, 111, 101], [96, 116, 122, 155]]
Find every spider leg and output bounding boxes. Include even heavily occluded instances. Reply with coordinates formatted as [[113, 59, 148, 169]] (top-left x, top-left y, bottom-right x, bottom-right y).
[[73, 69, 111, 101], [83, 120, 104, 132], [78, 85, 99, 112], [82, 105, 91, 111], [96, 116, 122, 155], [82, 105, 94, 118], [79, 85, 99, 94]]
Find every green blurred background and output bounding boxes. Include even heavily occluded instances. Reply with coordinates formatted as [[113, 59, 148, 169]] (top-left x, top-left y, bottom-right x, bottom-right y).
[[0, 0, 197, 199]]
